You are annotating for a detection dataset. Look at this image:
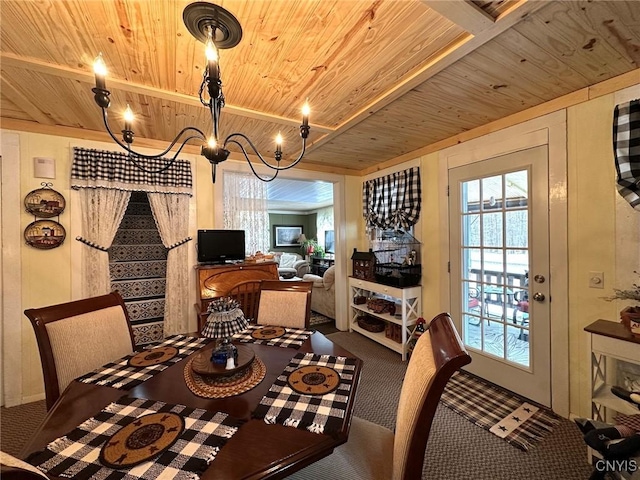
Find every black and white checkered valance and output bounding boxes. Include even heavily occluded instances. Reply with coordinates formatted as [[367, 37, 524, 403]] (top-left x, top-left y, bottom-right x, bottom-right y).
[[613, 99, 640, 211], [362, 166, 421, 230], [71, 147, 193, 195]]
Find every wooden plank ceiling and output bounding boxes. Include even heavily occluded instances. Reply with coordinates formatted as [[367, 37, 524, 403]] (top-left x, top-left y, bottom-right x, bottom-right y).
[[1, 0, 639, 175]]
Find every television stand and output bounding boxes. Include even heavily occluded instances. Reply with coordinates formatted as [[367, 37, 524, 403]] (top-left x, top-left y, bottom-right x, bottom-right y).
[[310, 257, 335, 276], [194, 261, 278, 330]]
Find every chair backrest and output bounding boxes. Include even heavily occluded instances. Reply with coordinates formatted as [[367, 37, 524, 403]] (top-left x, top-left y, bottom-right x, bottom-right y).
[[24, 291, 135, 410], [1, 451, 49, 479], [225, 280, 262, 323], [256, 280, 313, 329], [393, 313, 471, 480]]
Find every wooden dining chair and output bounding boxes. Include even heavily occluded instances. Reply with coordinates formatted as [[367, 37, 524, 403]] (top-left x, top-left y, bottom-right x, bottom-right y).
[[0, 451, 48, 479], [287, 313, 471, 480], [24, 291, 136, 410], [256, 280, 313, 329], [225, 280, 262, 323]]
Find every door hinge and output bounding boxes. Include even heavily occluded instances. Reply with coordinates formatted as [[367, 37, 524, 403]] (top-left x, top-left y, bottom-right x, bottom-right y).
[[447, 185, 450, 196], [447, 261, 450, 273]]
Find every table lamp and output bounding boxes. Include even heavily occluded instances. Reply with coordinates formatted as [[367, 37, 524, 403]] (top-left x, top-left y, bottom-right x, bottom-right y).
[[202, 297, 248, 369]]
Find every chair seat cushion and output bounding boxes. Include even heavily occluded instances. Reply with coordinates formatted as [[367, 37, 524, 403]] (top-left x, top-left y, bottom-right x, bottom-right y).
[[286, 416, 394, 480]]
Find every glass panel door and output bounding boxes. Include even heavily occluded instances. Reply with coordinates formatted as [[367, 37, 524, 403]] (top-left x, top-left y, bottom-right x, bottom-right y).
[[449, 146, 550, 406], [459, 171, 530, 366]]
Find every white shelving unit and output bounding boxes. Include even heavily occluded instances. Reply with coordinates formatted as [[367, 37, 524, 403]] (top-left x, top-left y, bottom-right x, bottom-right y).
[[349, 277, 421, 361], [585, 320, 640, 423]]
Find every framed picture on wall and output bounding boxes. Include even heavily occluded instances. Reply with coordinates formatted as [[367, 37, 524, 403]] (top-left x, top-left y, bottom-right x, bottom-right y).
[[274, 225, 303, 247]]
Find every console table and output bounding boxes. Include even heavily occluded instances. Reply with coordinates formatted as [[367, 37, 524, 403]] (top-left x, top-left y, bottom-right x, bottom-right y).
[[584, 319, 640, 422], [195, 262, 278, 330]]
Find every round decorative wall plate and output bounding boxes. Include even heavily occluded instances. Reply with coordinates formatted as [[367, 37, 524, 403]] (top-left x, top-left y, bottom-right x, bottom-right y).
[[24, 186, 66, 218], [24, 220, 66, 249]]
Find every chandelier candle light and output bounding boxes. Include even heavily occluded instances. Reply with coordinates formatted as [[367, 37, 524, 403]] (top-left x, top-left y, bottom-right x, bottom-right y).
[[91, 1, 310, 183]]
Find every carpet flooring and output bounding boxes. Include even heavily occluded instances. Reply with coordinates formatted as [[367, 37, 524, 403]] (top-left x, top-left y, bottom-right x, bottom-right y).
[[310, 311, 334, 326], [1, 330, 593, 479], [326, 331, 594, 480]]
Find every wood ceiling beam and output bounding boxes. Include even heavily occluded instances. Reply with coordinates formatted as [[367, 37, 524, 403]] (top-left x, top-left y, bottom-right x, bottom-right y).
[[0, 53, 334, 134], [0, 75, 56, 126], [305, 0, 543, 156], [421, 0, 494, 35], [0, 117, 355, 175]]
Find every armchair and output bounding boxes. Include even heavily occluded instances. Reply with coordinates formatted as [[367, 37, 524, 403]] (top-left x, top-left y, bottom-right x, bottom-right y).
[[273, 252, 310, 279], [302, 265, 335, 320]]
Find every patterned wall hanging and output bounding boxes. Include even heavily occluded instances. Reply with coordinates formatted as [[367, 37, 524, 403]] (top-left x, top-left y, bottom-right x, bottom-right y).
[[24, 182, 66, 249]]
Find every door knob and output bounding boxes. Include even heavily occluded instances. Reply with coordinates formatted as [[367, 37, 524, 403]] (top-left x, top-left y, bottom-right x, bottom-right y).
[[532, 292, 545, 302]]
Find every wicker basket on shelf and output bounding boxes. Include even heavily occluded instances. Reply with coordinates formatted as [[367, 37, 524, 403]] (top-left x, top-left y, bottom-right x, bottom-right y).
[[357, 315, 385, 333]]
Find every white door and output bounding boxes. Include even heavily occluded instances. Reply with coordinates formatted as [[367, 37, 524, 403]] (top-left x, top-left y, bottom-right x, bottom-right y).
[[449, 146, 551, 406]]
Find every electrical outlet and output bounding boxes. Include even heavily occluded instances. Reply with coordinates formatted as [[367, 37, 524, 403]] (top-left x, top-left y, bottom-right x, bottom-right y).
[[589, 271, 604, 289]]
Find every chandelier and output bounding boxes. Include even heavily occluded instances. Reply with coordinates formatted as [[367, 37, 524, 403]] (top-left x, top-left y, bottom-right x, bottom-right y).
[[91, 1, 310, 183]]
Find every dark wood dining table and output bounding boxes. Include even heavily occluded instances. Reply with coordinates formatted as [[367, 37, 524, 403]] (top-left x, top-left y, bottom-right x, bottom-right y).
[[21, 332, 363, 480]]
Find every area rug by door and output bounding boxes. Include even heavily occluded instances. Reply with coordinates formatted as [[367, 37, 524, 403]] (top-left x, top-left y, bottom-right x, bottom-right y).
[[441, 370, 559, 451], [310, 311, 333, 326]]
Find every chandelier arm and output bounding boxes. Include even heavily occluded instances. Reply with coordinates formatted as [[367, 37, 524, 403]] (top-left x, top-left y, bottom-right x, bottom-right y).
[[224, 133, 307, 171], [146, 134, 206, 173], [126, 134, 205, 174], [225, 139, 280, 182], [101, 108, 206, 160]]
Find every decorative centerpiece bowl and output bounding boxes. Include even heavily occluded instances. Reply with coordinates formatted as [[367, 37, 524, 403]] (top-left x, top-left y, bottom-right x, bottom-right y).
[[201, 297, 249, 369]]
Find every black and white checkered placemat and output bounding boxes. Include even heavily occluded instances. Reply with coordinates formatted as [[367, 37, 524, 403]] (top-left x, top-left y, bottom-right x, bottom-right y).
[[77, 335, 209, 390], [253, 352, 357, 434], [27, 396, 243, 480], [232, 325, 313, 349]]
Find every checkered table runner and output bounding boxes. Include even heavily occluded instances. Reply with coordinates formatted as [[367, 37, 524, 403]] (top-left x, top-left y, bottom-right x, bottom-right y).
[[77, 335, 209, 390], [231, 325, 313, 348], [27, 396, 243, 480], [253, 352, 357, 435]]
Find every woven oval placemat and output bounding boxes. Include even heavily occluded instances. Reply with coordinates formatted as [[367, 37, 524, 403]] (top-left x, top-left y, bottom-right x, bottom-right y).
[[184, 356, 266, 398], [99, 412, 184, 468]]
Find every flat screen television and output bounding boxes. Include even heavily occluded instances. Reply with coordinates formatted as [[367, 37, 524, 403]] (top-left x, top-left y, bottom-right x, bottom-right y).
[[197, 229, 245, 264], [325, 230, 335, 254]]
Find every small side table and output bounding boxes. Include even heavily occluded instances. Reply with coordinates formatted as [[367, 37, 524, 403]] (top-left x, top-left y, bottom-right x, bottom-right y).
[[584, 319, 640, 423]]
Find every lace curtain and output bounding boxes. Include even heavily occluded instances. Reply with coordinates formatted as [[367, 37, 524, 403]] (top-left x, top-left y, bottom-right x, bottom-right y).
[[72, 147, 193, 335], [223, 171, 270, 254], [147, 193, 191, 336], [77, 188, 131, 296]]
